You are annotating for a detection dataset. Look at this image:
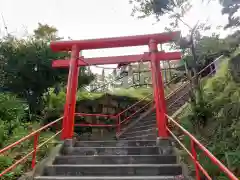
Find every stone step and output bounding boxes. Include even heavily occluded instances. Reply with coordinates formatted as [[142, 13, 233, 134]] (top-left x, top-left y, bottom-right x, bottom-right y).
[[123, 122, 156, 132], [138, 118, 156, 124], [74, 140, 157, 147], [124, 124, 155, 133], [121, 119, 156, 131], [35, 175, 185, 180], [122, 128, 156, 137], [43, 164, 182, 176], [62, 146, 161, 156], [133, 120, 156, 128], [54, 155, 177, 165], [120, 134, 156, 141]]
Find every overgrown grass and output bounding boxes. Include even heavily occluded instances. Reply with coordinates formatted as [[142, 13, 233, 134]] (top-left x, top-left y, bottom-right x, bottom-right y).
[[109, 87, 153, 100], [178, 55, 240, 178], [0, 93, 59, 180]]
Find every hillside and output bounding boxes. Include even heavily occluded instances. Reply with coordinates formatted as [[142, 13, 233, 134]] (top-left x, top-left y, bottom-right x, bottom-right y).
[[177, 52, 240, 178]]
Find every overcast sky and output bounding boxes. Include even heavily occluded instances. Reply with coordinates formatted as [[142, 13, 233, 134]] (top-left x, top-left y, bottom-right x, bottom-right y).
[[0, 0, 235, 73]]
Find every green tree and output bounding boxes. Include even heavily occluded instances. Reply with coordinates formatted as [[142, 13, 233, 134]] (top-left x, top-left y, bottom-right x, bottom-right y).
[[34, 23, 61, 41], [0, 24, 94, 114], [130, 0, 240, 29], [130, 0, 193, 30]]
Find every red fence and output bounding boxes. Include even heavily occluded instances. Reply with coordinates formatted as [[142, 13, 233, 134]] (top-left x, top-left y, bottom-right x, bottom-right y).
[[0, 117, 63, 177], [72, 76, 188, 137], [166, 115, 238, 180], [74, 94, 153, 136], [115, 94, 153, 135]]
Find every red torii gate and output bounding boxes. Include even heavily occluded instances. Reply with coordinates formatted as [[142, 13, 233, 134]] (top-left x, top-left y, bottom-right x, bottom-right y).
[[50, 32, 182, 140]]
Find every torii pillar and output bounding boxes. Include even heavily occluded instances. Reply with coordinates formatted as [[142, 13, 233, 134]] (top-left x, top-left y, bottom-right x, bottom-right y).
[[50, 32, 181, 140]]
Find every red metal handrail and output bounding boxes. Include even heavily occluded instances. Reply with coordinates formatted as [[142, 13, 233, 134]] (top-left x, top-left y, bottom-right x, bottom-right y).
[[115, 101, 153, 136], [114, 74, 188, 135], [167, 90, 189, 109], [0, 117, 63, 177], [197, 55, 223, 76], [116, 93, 152, 117], [74, 98, 154, 135], [120, 100, 153, 125], [166, 114, 238, 180], [115, 73, 187, 117]]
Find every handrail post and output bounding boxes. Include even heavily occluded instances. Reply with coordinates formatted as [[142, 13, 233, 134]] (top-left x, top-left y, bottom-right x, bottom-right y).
[[31, 133, 39, 169], [117, 115, 121, 135], [191, 140, 200, 180]]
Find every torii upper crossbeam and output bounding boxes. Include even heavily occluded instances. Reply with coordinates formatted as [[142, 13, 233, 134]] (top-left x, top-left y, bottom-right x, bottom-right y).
[[50, 31, 180, 51], [50, 32, 182, 140]]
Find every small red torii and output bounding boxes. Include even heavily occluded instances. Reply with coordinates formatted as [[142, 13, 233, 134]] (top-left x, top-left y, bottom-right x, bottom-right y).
[[50, 32, 182, 140]]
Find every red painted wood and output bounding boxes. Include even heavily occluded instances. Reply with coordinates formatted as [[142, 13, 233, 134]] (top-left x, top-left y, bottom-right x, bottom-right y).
[[50, 31, 180, 51], [52, 52, 182, 68], [61, 45, 80, 139]]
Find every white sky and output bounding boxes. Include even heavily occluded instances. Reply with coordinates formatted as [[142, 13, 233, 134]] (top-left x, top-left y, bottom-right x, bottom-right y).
[[0, 0, 235, 74]]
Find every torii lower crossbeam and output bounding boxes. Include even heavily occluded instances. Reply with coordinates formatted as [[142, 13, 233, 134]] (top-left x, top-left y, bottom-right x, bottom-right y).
[[52, 52, 181, 68]]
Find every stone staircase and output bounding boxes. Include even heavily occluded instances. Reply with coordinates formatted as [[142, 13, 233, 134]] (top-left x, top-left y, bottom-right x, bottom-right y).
[[34, 85, 190, 180], [118, 83, 190, 140], [35, 138, 187, 180]]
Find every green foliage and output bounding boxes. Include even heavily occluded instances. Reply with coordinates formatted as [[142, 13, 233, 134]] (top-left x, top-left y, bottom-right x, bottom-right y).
[[187, 99, 213, 130], [77, 91, 104, 101], [229, 53, 240, 83], [0, 37, 65, 113], [34, 23, 60, 41], [110, 87, 152, 100], [130, 0, 176, 18], [130, 0, 240, 29], [0, 93, 60, 180], [0, 93, 27, 122], [44, 89, 66, 110], [0, 24, 94, 114], [0, 23, 95, 179], [0, 93, 27, 147], [44, 88, 151, 117], [179, 57, 240, 178], [130, 0, 190, 21]]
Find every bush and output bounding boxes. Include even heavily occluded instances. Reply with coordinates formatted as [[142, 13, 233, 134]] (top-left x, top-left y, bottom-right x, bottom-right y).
[[179, 57, 240, 178], [0, 93, 27, 122], [0, 93, 28, 147], [0, 92, 60, 180]]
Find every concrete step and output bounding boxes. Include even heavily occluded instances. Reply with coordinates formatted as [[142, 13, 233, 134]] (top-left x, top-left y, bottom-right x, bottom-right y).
[[62, 146, 161, 156], [120, 134, 156, 141], [122, 128, 156, 137], [120, 119, 156, 132], [148, 115, 156, 119], [43, 164, 183, 176], [124, 124, 155, 133], [35, 175, 185, 180], [126, 116, 155, 123], [53, 155, 177, 165], [131, 120, 156, 129], [124, 122, 155, 133], [74, 140, 157, 147]]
